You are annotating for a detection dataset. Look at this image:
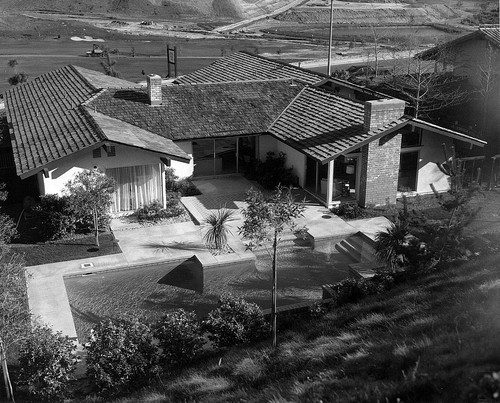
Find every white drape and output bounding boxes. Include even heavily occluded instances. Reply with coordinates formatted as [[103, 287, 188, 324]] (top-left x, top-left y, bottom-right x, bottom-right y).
[[106, 164, 162, 212]]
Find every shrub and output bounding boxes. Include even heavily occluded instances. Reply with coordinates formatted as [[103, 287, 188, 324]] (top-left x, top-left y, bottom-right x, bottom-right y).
[[85, 318, 157, 393], [136, 195, 184, 222], [203, 295, 269, 348], [253, 152, 295, 190], [203, 208, 234, 251], [136, 200, 169, 222], [0, 213, 17, 244], [153, 309, 204, 369], [165, 168, 201, 196], [164, 192, 185, 217], [34, 194, 77, 241], [329, 274, 396, 306], [331, 202, 367, 219], [17, 325, 77, 401]]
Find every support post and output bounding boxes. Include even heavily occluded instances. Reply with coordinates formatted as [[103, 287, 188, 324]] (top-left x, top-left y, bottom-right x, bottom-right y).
[[327, 160, 334, 208], [327, 0, 334, 76]]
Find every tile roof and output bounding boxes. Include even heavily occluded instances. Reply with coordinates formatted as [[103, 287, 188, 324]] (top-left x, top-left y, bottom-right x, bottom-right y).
[[88, 110, 190, 162], [269, 86, 408, 163], [5, 65, 102, 177], [479, 27, 500, 47], [174, 51, 326, 85], [87, 79, 304, 141], [418, 27, 500, 59], [73, 66, 137, 89]]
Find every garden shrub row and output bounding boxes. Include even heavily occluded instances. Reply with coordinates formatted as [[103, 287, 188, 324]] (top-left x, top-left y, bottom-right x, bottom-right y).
[[14, 295, 269, 400]]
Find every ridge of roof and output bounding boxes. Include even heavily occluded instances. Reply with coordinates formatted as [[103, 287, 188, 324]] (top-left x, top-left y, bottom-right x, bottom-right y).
[[174, 51, 325, 85]]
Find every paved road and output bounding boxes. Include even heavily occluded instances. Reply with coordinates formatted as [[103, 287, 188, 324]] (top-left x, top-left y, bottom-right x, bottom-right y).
[[213, 0, 307, 33]]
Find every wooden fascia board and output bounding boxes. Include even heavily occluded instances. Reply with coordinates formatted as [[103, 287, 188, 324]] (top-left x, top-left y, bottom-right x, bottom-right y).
[[410, 119, 487, 147]]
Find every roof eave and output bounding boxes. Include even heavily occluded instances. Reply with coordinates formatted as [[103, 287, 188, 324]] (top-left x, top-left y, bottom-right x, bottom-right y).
[[410, 118, 487, 147]]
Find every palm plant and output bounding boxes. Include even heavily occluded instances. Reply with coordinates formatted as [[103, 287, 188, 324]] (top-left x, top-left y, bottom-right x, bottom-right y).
[[375, 220, 410, 272], [203, 208, 234, 251]]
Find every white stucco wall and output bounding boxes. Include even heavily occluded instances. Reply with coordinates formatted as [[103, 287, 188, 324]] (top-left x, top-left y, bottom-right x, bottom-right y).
[[170, 141, 194, 179], [413, 131, 453, 195], [259, 135, 306, 187], [40, 143, 189, 196], [276, 141, 307, 188]]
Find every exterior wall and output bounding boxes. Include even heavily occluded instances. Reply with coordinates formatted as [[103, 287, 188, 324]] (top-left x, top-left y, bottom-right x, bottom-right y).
[[359, 132, 402, 207], [276, 141, 307, 188], [413, 131, 453, 195], [452, 38, 500, 87], [171, 141, 194, 178], [40, 143, 174, 196], [259, 135, 278, 160], [259, 135, 306, 188]]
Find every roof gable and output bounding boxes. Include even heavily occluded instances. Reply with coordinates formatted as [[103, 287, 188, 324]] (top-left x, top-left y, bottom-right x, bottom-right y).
[[269, 86, 409, 162], [174, 51, 326, 85], [5, 65, 102, 177]]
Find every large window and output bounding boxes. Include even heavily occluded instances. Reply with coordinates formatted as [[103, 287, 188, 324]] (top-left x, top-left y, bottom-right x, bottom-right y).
[[398, 151, 419, 192], [106, 164, 162, 212]]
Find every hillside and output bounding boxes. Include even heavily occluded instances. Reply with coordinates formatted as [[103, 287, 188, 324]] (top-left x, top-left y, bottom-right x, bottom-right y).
[[0, 0, 303, 20]]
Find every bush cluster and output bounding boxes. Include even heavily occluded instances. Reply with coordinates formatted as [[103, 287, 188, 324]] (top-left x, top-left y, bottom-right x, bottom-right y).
[[165, 167, 201, 196], [85, 318, 157, 393], [331, 202, 368, 219], [136, 195, 184, 223], [328, 274, 395, 306], [81, 296, 268, 396], [34, 194, 111, 241], [203, 295, 269, 348], [17, 325, 77, 402], [252, 152, 296, 190], [153, 309, 204, 369]]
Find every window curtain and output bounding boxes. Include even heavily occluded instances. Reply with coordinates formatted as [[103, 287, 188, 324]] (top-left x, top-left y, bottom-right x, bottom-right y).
[[106, 164, 162, 212]]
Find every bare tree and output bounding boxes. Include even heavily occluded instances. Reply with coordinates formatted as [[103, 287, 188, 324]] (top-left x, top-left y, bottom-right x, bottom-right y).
[[477, 43, 499, 135], [376, 44, 469, 119]]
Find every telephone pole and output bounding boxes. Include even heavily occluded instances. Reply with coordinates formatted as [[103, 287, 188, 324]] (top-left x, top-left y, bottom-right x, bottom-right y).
[[327, 0, 334, 76]]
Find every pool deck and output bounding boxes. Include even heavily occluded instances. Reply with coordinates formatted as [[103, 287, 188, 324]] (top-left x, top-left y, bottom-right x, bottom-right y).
[[25, 175, 391, 347]]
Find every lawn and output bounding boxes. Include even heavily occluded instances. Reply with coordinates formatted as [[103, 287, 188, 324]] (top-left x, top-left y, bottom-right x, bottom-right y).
[[64, 237, 352, 342], [77, 245, 500, 403], [9, 232, 121, 267]]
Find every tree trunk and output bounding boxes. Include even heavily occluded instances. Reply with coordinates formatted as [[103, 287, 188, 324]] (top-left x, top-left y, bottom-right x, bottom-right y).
[[94, 207, 99, 247], [271, 230, 278, 348], [0, 339, 14, 402]]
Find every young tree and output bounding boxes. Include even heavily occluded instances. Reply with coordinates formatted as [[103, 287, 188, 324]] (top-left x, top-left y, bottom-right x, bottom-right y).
[[239, 186, 306, 347], [6, 59, 28, 86], [101, 48, 121, 78], [65, 168, 115, 247]]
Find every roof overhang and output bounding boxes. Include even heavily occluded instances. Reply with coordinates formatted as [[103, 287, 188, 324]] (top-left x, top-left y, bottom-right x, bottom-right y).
[[88, 110, 191, 163], [409, 118, 487, 147]]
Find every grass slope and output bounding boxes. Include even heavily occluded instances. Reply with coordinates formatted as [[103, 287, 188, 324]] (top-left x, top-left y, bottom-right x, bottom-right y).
[[81, 246, 500, 402]]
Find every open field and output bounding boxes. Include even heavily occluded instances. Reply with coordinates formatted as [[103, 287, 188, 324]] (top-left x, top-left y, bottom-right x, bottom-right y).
[[0, 36, 326, 94]]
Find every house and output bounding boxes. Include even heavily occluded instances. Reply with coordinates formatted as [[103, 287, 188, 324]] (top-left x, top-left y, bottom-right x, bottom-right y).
[[417, 26, 500, 155], [4, 51, 486, 212]]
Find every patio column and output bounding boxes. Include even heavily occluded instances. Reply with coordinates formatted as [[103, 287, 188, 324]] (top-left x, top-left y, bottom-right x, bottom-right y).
[[326, 160, 335, 209], [161, 163, 167, 209]]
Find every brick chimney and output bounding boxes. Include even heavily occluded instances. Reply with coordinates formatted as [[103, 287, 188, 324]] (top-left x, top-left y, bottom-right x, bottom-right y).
[[146, 74, 162, 106], [364, 98, 405, 132]]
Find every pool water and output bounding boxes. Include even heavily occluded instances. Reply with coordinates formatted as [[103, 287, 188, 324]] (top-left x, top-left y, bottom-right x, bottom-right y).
[[64, 238, 351, 342]]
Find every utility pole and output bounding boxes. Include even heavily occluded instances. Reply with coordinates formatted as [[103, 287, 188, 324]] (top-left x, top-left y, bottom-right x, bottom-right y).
[[327, 0, 334, 76]]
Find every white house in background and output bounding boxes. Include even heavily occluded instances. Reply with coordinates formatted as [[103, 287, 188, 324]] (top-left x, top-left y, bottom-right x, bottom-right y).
[[4, 52, 486, 211]]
